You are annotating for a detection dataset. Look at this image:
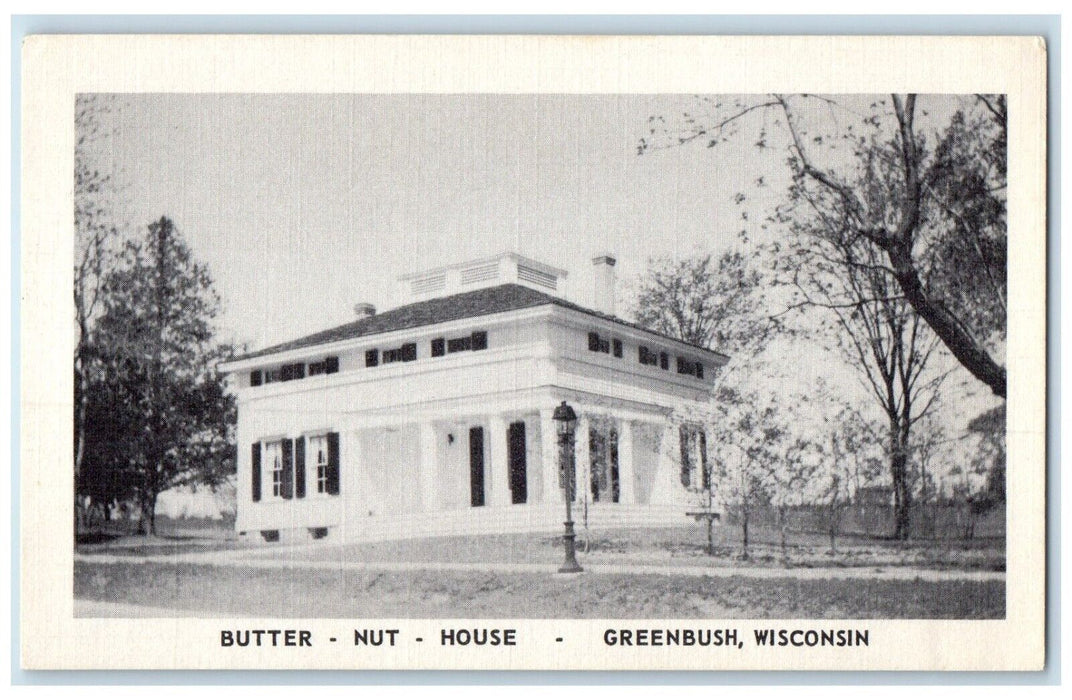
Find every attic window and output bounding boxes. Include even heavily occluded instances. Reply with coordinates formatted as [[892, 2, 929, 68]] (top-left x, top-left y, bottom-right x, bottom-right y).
[[308, 356, 340, 376], [659, 352, 669, 370], [383, 342, 417, 364], [445, 330, 488, 354], [638, 346, 659, 366], [365, 349, 379, 367], [587, 332, 610, 354], [677, 357, 705, 379]]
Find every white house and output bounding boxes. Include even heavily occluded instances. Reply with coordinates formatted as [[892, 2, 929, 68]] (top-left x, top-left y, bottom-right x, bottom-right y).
[[218, 252, 727, 543]]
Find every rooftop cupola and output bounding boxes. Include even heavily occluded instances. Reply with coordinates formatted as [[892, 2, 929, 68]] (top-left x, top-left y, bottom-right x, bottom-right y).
[[397, 252, 568, 302]]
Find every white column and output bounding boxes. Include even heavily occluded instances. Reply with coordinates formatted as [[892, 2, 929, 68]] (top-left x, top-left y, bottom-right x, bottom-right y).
[[648, 421, 679, 505], [617, 419, 636, 505], [540, 408, 561, 505], [575, 414, 591, 504], [488, 414, 511, 507], [418, 421, 439, 513]]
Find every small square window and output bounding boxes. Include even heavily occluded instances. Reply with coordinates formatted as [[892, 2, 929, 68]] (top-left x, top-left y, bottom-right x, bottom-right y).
[[365, 349, 379, 367]]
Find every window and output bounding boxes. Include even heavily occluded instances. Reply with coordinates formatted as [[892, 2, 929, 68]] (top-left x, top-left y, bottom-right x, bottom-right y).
[[250, 370, 263, 386], [309, 435, 330, 494], [676, 357, 705, 379], [383, 342, 417, 364], [280, 363, 305, 381], [308, 356, 339, 376], [678, 426, 709, 491], [447, 336, 472, 353], [612, 339, 623, 358], [265, 441, 284, 498], [659, 352, 669, 370], [438, 331, 488, 355], [365, 349, 379, 367], [638, 346, 659, 366], [587, 332, 610, 354], [263, 367, 283, 384], [431, 338, 446, 357]]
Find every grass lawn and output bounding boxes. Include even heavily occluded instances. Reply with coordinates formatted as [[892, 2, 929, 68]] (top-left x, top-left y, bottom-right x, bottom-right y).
[[74, 560, 1004, 619], [273, 525, 1005, 572]]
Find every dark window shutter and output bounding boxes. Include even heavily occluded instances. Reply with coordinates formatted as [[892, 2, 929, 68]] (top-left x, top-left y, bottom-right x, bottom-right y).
[[281, 438, 294, 499], [588, 332, 600, 351], [325, 356, 339, 374], [365, 349, 379, 367], [696, 362, 704, 379], [471, 331, 488, 351], [431, 338, 445, 357], [612, 339, 622, 357], [326, 431, 340, 495], [251, 442, 262, 502], [294, 436, 306, 499], [699, 430, 709, 491], [250, 370, 262, 387], [679, 425, 692, 487], [660, 352, 669, 370]]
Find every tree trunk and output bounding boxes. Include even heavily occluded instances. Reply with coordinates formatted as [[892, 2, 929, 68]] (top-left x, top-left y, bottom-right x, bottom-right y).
[[740, 508, 750, 560], [888, 415, 913, 541], [885, 241, 1006, 398], [778, 506, 789, 563], [140, 493, 157, 536], [706, 517, 715, 556], [829, 504, 838, 554]]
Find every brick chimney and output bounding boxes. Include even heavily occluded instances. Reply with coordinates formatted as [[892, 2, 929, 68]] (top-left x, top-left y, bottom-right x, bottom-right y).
[[592, 254, 617, 316], [354, 303, 376, 319]]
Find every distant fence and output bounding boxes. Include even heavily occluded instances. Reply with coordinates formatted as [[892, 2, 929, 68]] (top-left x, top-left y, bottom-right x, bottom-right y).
[[722, 502, 1005, 541]]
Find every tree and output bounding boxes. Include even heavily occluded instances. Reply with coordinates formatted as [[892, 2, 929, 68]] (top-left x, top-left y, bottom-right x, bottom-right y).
[[761, 432, 821, 563], [74, 95, 123, 528], [632, 251, 775, 356], [708, 388, 781, 560], [632, 251, 781, 556], [639, 94, 1007, 397], [771, 142, 951, 540], [810, 400, 879, 553], [81, 216, 235, 535]]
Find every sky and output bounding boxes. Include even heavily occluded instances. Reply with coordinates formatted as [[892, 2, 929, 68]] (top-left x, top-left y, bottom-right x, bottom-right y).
[[85, 93, 789, 349], [79, 93, 1000, 465]]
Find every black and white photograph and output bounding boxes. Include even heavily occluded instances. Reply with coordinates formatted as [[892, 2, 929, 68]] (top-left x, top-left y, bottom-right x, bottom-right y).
[[71, 91, 1009, 620], [19, 34, 1046, 671]]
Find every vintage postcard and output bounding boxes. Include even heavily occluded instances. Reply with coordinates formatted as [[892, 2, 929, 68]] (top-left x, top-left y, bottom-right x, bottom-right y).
[[19, 34, 1046, 671]]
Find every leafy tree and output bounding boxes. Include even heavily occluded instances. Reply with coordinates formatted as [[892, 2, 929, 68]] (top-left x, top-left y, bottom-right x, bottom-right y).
[[74, 95, 123, 527], [639, 94, 1007, 398], [814, 404, 879, 553], [772, 144, 951, 540], [631, 251, 775, 358], [761, 431, 821, 563], [707, 388, 781, 560], [81, 216, 236, 535]]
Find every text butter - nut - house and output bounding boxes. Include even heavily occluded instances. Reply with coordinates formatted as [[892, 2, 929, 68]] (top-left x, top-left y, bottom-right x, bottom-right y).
[[219, 253, 728, 543]]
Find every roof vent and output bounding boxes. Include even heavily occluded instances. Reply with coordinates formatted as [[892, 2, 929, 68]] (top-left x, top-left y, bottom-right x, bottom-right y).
[[354, 303, 376, 319]]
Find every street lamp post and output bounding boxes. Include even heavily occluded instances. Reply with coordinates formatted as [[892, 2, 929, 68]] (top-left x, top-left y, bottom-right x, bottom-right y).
[[553, 400, 583, 574]]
